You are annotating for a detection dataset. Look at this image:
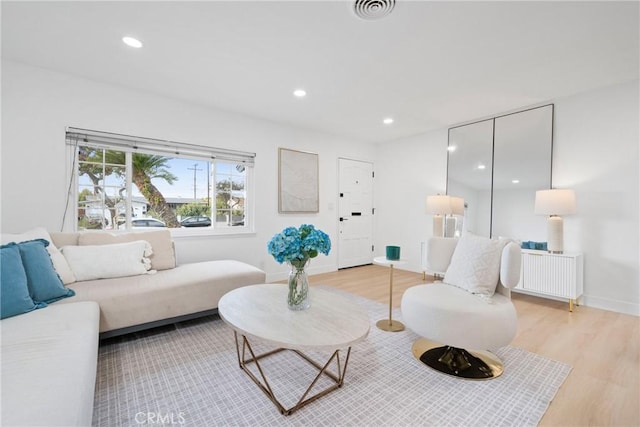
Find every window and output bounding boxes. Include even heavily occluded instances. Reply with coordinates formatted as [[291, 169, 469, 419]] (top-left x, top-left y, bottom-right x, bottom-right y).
[[76, 146, 127, 230], [215, 162, 247, 227], [67, 128, 254, 233]]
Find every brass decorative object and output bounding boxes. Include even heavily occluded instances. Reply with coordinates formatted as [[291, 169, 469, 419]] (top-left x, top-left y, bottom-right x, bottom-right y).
[[376, 318, 405, 332], [411, 338, 504, 380]]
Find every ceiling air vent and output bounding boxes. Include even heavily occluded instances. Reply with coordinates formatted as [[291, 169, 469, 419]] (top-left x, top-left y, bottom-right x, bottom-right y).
[[353, 0, 395, 21]]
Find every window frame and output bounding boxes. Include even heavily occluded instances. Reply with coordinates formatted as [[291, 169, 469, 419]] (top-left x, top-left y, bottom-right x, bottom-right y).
[[66, 128, 255, 237]]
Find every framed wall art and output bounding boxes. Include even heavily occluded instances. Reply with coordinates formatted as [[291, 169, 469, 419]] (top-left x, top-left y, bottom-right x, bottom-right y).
[[278, 148, 319, 213]]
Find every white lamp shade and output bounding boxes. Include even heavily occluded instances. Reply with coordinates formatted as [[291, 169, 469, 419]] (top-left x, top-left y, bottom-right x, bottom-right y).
[[534, 189, 576, 216], [449, 196, 465, 215], [426, 195, 452, 215]]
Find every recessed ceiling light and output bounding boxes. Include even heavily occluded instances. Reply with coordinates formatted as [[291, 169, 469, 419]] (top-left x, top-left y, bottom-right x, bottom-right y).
[[293, 89, 307, 98], [383, 118, 394, 125], [477, 164, 486, 170], [122, 36, 143, 48], [447, 146, 456, 152], [512, 179, 520, 184]]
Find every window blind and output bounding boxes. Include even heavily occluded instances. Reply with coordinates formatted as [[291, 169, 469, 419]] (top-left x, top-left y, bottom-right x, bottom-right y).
[[65, 127, 255, 165]]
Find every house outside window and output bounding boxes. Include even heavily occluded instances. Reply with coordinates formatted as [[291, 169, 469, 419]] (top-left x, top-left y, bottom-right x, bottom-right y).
[[68, 128, 254, 234]]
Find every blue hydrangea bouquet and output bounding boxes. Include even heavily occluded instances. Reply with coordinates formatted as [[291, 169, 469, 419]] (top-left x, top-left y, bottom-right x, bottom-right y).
[[267, 224, 331, 269], [267, 224, 331, 310]]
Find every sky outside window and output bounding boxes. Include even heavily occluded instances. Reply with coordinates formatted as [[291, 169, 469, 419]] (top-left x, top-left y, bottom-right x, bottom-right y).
[[137, 158, 213, 200], [139, 157, 246, 202]]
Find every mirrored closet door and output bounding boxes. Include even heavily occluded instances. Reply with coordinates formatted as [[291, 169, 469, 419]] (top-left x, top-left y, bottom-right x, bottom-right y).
[[446, 104, 553, 241]]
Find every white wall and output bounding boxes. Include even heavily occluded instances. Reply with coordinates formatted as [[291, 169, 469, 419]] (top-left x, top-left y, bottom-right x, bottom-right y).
[[553, 80, 639, 315], [374, 130, 448, 272], [374, 79, 639, 315], [3, 61, 638, 315], [1, 61, 375, 281]]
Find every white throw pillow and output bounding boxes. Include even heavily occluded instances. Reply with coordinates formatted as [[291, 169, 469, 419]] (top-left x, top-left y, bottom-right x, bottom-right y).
[[78, 230, 176, 270], [1, 227, 77, 284], [443, 233, 508, 297], [61, 240, 154, 281]]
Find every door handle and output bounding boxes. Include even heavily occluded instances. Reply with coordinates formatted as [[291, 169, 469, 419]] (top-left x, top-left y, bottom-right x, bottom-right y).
[[340, 217, 349, 221]]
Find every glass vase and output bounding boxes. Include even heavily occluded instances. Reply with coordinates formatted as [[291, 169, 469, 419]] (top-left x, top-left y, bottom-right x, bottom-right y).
[[287, 261, 310, 310]]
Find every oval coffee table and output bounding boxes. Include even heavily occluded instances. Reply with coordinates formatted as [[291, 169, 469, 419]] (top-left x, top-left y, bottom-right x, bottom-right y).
[[218, 284, 370, 415]]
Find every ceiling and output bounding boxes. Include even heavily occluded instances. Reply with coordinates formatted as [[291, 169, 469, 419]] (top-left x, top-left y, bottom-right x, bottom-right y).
[[2, 1, 638, 143]]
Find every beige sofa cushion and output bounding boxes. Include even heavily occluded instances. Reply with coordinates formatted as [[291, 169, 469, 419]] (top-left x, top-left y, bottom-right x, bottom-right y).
[[54, 260, 266, 332], [78, 230, 176, 270], [50, 232, 80, 248]]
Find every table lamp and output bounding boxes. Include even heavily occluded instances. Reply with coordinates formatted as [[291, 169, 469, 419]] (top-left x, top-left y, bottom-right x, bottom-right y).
[[534, 189, 576, 253], [426, 195, 451, 237]]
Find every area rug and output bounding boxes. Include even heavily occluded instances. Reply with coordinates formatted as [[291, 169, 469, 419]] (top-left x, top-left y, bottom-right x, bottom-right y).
[[93, 288, 571, 426]]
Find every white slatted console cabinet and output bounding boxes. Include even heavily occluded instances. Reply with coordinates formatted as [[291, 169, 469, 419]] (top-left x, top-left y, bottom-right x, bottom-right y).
[[514, 250, 584, 311]]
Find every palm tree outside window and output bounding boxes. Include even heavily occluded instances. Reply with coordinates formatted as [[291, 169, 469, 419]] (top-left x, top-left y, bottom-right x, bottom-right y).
[[74, 138, 251, 232]]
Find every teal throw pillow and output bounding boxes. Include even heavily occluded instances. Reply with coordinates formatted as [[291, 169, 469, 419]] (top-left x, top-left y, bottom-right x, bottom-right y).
[[1, 243, 45, 319], [17, 239, 75, 304]]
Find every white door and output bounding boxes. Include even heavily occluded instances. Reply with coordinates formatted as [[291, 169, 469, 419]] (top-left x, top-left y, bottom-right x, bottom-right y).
[[338, 158, 374, 269]]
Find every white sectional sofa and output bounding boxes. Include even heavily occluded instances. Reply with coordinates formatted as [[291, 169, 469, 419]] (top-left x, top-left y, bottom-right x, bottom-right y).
[[1, 302, 100, 427], [1, 228, 266, 426]]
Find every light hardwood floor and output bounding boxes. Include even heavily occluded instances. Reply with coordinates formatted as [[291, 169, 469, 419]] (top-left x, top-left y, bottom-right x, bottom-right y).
[[306, 265, 640, 427]]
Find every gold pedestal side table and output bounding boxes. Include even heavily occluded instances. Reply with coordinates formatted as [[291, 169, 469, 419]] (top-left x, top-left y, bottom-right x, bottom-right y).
[[373, 256, 407, 332]]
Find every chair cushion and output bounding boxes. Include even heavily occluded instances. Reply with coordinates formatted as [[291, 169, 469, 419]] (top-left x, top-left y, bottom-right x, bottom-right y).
[[401, 283, 517, 350], [443, 233, 507, 297]]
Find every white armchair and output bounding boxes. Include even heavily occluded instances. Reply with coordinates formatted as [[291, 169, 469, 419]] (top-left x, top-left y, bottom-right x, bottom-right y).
[[401, 235, 521, 379]]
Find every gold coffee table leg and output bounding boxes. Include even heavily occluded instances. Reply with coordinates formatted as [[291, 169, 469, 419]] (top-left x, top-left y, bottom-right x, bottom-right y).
[[377, 264, 404, 332], [234, 332, 352, 415]]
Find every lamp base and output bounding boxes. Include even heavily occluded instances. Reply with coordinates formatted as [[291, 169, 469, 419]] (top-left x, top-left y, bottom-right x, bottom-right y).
[[547, 216, 564, 253], [433, 215, 444, 237]]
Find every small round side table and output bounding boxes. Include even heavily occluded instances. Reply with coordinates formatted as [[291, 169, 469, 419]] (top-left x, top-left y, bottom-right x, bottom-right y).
[[373, 256, 407, 332]]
